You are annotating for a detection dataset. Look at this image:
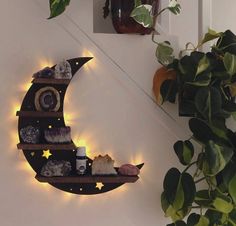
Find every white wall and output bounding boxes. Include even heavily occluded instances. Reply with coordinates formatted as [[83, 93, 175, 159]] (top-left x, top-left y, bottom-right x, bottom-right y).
[[0, 1, 199, 226], [212, 0, 236, 33]]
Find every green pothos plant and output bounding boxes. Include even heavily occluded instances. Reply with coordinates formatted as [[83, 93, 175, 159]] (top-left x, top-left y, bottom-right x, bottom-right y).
[[158, 30, 236, 226], [133, 4, 236, 225], [47, 0, 181, 23], [130, 0, 236, 225]]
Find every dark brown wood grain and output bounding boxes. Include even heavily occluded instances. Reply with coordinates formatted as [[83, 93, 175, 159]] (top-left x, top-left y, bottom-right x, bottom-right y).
[[17, 143, 76, 150], [32, 78, 70, 85], [16, 111, 63, 118], [35, 175, 139, 183]]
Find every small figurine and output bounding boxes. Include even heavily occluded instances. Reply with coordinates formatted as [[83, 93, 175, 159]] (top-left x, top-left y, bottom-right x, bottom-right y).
[[118, 164, 140, 176], [33, 67, 55, 79], [54, 60, 72, 79], [92, 154, 117, 175], [76, 147, 88, 175], [35, 86, 60, 112], [20, 126, 40, 144], [44, 127, 71, 143], [41, 160, 72, 177]]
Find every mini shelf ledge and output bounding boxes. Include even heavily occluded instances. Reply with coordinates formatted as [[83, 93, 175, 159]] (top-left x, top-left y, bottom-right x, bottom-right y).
[[35, 175, 139, 184], [17, 143, 76, 150], [32, 78, 70, 85], [16, 111, 63, 118]]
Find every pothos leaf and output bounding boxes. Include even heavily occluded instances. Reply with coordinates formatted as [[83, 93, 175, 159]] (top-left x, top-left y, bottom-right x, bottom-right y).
[[200, 28, 223, 46], [212, 194, 233, 214], [160, 79, 178, 104], [167, 221, 187, 226], [194, 190, 212, 207], [194, 86, 222, 121], [156, 42, 175, 66], [48, 0, 70, 19], [203, 140, 234, 176], [153, 67, 176, 105], [196, 55, 210, 76], [134, 0, 142, 7], [163, 168, 195, 216], [229, 174, 236, 203], [187, 213, 210, 226], [167, 0, 181, 15], [174, 140, 194, 165], [205, 209, 228, 226], [223, 52, 236, 76], [131, 4, 153, 28]]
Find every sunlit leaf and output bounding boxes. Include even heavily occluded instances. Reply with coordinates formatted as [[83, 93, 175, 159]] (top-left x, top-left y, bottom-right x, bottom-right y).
[[213, 195, 233, 214], [196, 55, 210, 76], [201, 28, 222, 46]]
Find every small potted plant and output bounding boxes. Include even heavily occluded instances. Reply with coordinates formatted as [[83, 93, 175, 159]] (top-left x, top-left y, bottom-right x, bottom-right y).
[[47, 0, 180, 35], [103, 0, 160, 34]]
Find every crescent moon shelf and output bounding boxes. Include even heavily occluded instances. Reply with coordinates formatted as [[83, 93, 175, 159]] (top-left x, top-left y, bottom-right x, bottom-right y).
[[16, 57, 144, 195]]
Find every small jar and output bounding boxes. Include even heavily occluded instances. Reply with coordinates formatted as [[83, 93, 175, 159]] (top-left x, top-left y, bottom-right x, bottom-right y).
[[76, 147, 88, 175]]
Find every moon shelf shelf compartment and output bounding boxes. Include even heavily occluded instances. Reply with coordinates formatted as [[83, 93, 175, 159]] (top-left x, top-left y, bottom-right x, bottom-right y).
[[16, 57, 144, 195]]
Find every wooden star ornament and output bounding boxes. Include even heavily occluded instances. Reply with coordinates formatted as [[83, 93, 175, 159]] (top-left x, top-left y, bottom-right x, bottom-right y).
[[96, 182, 104, 190]]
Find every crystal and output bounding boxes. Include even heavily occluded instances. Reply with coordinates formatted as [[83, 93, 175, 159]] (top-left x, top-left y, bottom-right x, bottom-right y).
[[33, 67, 55, 79], [41, 160, 72, 177], [92, 155, 117, 175], [118, 164, 140, 176], [54, 60, 72, 79], [20, 126, 40, 144], [44, 127, 71, 143]]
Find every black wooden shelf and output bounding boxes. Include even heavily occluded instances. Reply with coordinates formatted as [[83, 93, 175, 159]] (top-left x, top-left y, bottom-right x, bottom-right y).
[[17, 143, 76, 150], [16, 111, 63, 118], [32, 78, 71, 85], [35, 175, 139, 184]]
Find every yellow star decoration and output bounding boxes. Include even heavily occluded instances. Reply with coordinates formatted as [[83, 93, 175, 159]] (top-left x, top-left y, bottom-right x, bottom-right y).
[[96, 182, 104, 190], [30, 152, 35, 156], [42, 150, 52, 159]]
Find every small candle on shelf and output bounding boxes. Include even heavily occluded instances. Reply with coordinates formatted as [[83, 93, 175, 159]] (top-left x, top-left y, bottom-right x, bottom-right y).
[[76, 147, 88, 175]]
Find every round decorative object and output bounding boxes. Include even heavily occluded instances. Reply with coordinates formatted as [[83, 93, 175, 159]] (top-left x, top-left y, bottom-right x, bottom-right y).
[[20, 126, 40, 144], [34, 86, 60, 112]]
